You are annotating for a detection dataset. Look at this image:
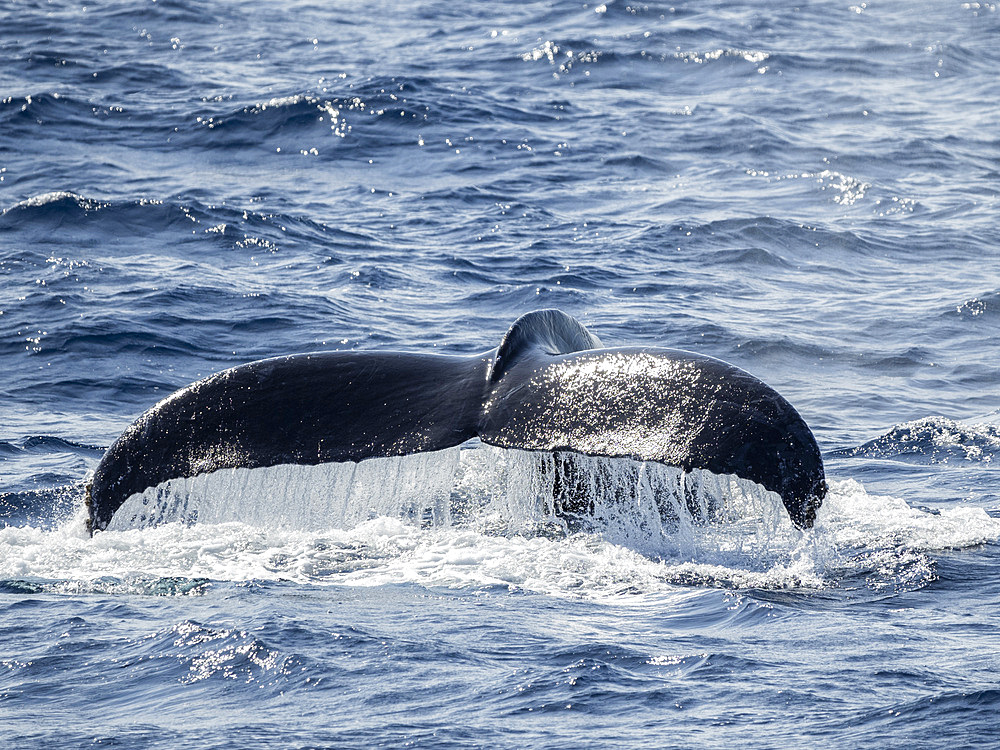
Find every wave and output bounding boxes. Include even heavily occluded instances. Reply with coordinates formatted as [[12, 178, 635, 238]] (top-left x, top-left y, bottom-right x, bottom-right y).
[[168, 75, 563, 155], [3, 74, 565, 160], [0, 191, 189, 235], [518, 40, 773, 78], [642, 216, 899, 265], [837, 417, 1000, 465], [0, 92, 148, 138], [844, 687, 1000, 736], [0, 190, 371, 260], [1, 436, 104, 455]]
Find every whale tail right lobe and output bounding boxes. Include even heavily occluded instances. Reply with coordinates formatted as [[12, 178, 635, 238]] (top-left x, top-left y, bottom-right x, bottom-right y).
[[479, 311, 826, 529]]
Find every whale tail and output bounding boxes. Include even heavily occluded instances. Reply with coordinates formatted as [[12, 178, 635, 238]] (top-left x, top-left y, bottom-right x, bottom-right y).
[[87, 310, 826, 532]]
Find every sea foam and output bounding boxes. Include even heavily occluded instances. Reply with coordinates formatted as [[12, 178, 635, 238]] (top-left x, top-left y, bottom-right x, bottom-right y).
[[3, 445, 996, 598]]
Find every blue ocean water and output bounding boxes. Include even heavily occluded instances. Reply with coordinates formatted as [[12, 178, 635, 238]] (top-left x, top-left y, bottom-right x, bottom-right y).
[[2, 0, 1000, 746]]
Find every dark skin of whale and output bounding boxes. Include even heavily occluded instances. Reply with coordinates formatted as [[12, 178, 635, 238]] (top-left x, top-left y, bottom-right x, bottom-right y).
[[87, 310, 827, 532]]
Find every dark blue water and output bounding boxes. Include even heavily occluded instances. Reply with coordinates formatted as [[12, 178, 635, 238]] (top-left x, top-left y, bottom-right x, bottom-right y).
[[3, 0, 1000, 746]]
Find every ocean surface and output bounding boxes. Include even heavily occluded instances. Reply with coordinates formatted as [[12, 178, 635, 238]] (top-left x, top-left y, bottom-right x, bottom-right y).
[[2, 0, 1000, 746]]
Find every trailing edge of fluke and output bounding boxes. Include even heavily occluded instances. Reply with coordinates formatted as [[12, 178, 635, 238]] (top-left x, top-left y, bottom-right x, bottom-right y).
[[86, 309, 827, 533]]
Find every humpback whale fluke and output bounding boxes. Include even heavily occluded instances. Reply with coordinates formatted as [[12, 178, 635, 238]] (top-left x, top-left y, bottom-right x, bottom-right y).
[[86, 310, 826, 533]]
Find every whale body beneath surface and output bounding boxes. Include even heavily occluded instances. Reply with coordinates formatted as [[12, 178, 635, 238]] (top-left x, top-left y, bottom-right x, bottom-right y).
[[86, 309, 827, 533]]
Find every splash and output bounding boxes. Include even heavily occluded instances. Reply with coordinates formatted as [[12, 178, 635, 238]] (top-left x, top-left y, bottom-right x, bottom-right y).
[[107, 444, 795, 549], [1, 445, 997, 598]]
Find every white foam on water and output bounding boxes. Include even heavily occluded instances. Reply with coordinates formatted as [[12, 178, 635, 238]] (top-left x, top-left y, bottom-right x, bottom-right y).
[[3, 445, 998, 598]]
